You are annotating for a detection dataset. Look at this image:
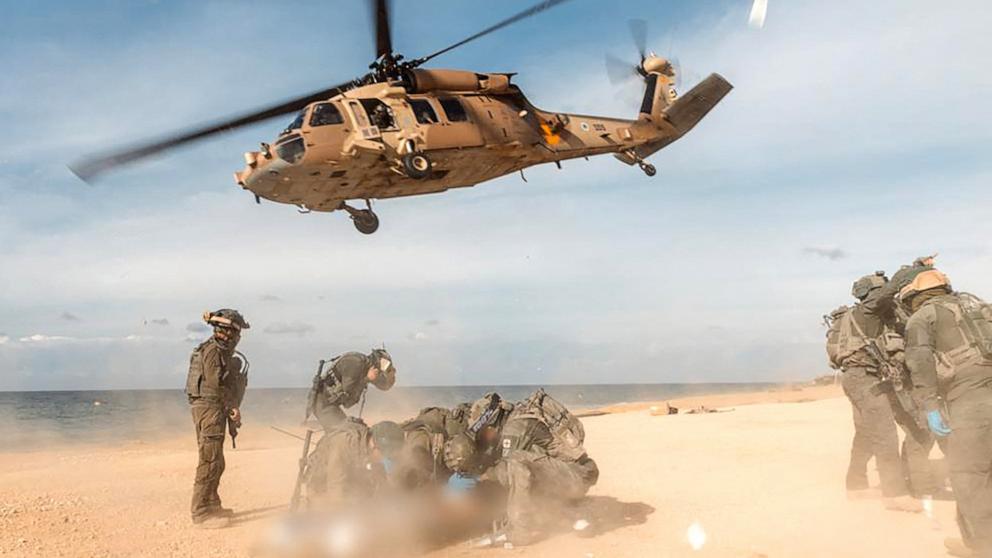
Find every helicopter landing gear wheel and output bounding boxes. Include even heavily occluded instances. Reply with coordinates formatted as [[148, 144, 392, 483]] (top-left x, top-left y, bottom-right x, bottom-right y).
[[339, 201, 380, 234], [402, 152, 433, 179], [352, 210, 379, 234], [639, 162, 657, 177]]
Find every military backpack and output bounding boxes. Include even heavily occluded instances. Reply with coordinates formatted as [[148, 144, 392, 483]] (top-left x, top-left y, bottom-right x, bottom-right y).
[[514, 388, 587, 462], [824, 305, 868, 370], [932, 293, 992, 368]]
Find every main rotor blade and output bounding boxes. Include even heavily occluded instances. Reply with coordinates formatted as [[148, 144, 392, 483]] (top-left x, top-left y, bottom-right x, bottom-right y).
[[414, 0, 577, 66], [70, 81, 357, 182], [371, 0, 393, 59], [628, 18, 648, 59]]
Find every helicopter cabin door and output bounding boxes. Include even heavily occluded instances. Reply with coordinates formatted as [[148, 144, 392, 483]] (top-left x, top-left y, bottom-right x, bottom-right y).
[[301, 102, 347, 161], [412, 96, 483, 151]]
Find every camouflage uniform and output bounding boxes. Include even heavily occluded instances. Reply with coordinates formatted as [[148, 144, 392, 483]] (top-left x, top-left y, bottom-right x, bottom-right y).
[[485, 407, 599, 542], [186, 337, 242, 522], [306, 419, 380, 506], [837, 289, 909, 497], [309, 352, 396, 431], [395, 405, 471, 488], [906, 290, 992, 555]]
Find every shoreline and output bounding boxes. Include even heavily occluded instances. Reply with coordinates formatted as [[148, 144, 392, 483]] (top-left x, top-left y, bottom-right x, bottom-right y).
[[0, 382, 839, 456]]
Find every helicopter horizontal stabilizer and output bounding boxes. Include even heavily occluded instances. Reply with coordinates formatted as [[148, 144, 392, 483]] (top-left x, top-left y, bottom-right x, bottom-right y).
[[663, 73, 733, 136]]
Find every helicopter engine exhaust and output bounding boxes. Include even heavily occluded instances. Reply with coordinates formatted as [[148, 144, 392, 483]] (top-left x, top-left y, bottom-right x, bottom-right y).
[[404, 69, 511, 94]]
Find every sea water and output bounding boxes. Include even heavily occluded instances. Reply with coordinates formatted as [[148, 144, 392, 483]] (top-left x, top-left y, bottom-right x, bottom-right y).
[[0, 382, 776, 450]]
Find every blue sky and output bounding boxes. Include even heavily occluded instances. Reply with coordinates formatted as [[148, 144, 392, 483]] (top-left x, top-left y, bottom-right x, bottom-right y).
[[1, 0, 990, 390]]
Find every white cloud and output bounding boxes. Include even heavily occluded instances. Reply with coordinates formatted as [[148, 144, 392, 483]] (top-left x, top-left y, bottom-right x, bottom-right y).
[[19, 334, 75, 343]]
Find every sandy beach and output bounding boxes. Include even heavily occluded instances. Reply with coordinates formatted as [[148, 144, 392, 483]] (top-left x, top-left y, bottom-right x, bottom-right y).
[[0, 384, 958, 557]]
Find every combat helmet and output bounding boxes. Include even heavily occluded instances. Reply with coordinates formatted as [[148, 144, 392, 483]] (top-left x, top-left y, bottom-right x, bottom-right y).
[[204, 308, 250, 331], [443, 433, 478, 473], [898, 269, 951, 304], [370, 420, 406, 459], [468, 392, 510, 437], [369, 347, 396, 376], [851, 271, 887, 301]]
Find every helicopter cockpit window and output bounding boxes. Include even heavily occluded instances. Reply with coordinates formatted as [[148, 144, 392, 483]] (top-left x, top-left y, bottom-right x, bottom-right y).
[[410, 99, 439, 125], [284, 110, 306, 133], [275, 134, 306, 164], [358, 99, 395, 130], [309, 103, 344, 127], [439, 98, 469, 122]]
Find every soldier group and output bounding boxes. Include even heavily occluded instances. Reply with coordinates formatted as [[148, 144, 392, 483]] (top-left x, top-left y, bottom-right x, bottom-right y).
[[181, 254, 992, 555], [827, 256, 992, 558], [183, 310, 597, 548]]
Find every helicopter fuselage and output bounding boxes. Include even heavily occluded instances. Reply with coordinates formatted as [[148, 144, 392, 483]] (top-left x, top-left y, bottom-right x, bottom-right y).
[[233, 66, 722, 216]]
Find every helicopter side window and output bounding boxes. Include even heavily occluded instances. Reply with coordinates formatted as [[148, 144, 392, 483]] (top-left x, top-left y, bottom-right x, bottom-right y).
[[439, 98, 468, 122], [409, 99, 438, 125], [309, 103, 344, 127], [359, 99, 395, 130]]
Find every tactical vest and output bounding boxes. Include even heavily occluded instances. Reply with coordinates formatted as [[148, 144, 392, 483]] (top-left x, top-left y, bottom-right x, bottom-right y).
[[825, 305, 868, 370], [512, 388, 587, 462], [319, 354, 369, 409], [402, 413, 449, 466], [185, 339, 235, 403], [185, 340, 211, 401], [931, 293, 992, 369]]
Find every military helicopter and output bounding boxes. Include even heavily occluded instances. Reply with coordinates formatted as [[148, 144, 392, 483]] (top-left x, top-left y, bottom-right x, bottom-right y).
[[71, 0, 732, 234]]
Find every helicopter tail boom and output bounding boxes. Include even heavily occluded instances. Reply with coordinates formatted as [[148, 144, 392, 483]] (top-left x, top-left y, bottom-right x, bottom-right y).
[[661, 73, 733, 136]]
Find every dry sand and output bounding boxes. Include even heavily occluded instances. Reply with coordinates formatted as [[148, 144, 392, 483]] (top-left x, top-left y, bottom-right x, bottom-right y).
[[0, 384, 959, 557]]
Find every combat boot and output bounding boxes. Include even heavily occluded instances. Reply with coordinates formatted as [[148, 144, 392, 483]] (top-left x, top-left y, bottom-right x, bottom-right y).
[[883, 495, 923, 513], [944, 537, 975, 557]]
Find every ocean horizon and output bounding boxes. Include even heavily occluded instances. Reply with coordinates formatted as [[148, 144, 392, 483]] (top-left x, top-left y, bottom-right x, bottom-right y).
[[0, 382, 783, 451]]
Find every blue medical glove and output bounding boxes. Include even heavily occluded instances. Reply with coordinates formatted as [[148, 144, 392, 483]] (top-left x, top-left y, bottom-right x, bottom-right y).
[[927, 410, 952, 437], [446, 473, 478, 494]]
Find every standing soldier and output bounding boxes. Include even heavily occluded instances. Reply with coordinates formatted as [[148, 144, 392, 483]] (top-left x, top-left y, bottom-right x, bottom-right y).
[[305, 349, 397, 431], [185, 309, 250, 529], [901, 269, 992, 557], [825, 273, 921, 512]]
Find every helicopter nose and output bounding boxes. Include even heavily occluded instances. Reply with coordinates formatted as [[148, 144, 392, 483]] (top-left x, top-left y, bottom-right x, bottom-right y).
[[234, 150, 261, 186]]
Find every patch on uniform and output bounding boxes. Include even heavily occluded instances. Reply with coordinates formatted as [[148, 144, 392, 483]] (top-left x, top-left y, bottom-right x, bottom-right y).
[[501, 437, 512, 457]]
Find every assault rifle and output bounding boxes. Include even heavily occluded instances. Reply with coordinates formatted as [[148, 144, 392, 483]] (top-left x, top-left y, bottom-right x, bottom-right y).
[[228, 413, 241, 449], [304, 359, 327, 422], [227, 350, 250, 449], [863, 340, 928, 442], [290, 429, 314, 512]]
